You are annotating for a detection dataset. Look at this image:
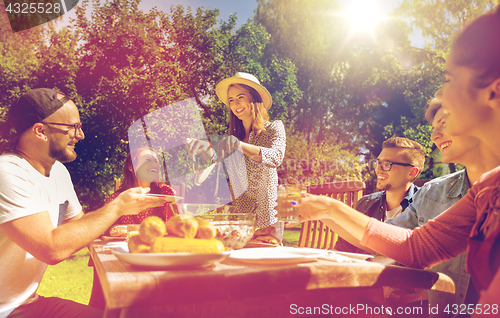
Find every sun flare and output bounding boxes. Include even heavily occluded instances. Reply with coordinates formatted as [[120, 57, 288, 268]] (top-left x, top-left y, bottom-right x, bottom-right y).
[[342, 0, 386, 33]]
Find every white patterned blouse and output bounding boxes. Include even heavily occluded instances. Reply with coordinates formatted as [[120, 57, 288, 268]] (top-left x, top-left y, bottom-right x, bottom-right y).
[[230, 120, 286, 228]]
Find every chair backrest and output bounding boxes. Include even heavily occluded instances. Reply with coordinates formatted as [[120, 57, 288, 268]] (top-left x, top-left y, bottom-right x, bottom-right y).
[[114, 179, 185, 203], [298, 181, 366, 249], [414, 179, 431, 187]]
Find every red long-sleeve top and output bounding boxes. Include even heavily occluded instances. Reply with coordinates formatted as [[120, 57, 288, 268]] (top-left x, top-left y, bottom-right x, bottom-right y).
[[361, 166, 500, 317]]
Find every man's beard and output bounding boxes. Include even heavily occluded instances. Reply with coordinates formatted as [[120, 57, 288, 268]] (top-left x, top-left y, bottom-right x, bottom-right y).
[[49, 139, 77, 163], [376, 182, 392, 191]]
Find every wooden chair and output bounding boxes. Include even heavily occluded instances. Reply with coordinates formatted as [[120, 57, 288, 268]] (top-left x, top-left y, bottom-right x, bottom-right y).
[[298, 181, 366, 249], [414, 179, 431, 187], [114, 179, 185, 203]]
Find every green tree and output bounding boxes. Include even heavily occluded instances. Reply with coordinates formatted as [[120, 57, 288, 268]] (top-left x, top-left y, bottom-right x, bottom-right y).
[[387, 0, 499, 177], [0, 0, 68, 147], [158, 5, 301, 134], [278, 130, 367, 186], [255, 0, 424, 188], [256, 0, 345, 139], [397, 0, 499, 50]]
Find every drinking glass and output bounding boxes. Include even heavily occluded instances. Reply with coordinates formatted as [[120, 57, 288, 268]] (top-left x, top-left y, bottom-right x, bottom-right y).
[[276, 184, 306, 222]]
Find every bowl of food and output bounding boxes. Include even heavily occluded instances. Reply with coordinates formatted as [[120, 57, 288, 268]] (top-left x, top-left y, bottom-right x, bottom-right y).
[[170, 204, 257, 250], [171, 203, 221, 216]]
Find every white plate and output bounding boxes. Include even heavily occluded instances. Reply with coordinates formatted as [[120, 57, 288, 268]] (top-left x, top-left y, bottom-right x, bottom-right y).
[[144, 194, 184, 202], [229, 247, 327, 265], [244, 241, 279, 248], [110, 242, 231, 268], [334, 251, 374, 260], [101, 236, 126, 241]]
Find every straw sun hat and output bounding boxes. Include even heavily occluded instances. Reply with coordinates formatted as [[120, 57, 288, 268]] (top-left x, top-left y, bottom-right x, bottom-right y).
[[215, 72, 272, 110]]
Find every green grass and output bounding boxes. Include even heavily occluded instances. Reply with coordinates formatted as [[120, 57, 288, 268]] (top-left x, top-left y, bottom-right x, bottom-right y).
[[38, 228, 302, 304], [284, 225, 338, 248], [282, 225, 301, 247], [38, 248, 94, 305]]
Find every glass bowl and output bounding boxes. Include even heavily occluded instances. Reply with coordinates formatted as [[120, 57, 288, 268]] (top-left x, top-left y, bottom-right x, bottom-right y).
[[170, 204, 256, 250], [171, 203, 221, 216]]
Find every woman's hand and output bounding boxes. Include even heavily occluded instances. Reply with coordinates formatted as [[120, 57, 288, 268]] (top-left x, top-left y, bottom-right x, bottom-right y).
[[252, 226, 281, 245], [185, 138, 213, 162], [218, 135, 241, 159], [115, 187, 168, 217], [285, 193, 337, 227]]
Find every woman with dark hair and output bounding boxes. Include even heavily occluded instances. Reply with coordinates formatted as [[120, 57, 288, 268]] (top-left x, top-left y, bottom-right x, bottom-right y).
[[107, 147, 176, 228], [188, 72, 286, 244], [89, 147, 177, 309], [288, 7, 500, 312]]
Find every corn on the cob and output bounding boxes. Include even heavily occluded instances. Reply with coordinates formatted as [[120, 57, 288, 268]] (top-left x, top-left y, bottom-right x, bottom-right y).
[[150, 237, 224, 254]]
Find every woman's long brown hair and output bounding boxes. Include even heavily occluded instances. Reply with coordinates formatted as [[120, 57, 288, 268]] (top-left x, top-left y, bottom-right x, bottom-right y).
[[227, 83, 269, 141], [117, 147, 166, 219]]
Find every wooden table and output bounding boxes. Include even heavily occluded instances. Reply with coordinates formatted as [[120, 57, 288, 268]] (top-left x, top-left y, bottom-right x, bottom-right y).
[[90, 240, 455, 318]]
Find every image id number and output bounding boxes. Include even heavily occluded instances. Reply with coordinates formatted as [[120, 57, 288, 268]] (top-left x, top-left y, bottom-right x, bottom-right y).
[[444, 304, 498, 315], [6, 2, 62, 14]]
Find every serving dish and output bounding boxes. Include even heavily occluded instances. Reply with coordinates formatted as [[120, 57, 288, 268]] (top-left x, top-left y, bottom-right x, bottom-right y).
[[110, 242, 231, 268], [171, 204, 257, 250]]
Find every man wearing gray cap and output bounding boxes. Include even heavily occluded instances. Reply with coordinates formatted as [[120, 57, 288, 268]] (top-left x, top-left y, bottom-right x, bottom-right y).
[[0, 88, 167, 318]]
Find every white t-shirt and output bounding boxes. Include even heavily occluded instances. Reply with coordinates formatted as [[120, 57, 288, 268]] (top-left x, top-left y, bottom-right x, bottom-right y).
[[386, 205, 403, 220], [0, 153, 81, 317]]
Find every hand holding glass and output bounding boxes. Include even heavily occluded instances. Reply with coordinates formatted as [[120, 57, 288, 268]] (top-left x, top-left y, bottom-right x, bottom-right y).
[[186, 138, 214, 186], [277, 184, 306, 222], [185, 138, 212, 157]]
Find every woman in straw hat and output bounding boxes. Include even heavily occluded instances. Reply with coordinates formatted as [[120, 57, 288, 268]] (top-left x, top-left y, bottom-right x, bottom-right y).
[[189, 72, 286, 243], [286, 7, 500, 311]]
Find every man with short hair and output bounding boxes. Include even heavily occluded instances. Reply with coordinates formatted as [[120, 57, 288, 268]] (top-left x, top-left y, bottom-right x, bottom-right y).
[[385, 98, 500, 317], [0, 88, 167, 318], [335, 136, 425, 253]]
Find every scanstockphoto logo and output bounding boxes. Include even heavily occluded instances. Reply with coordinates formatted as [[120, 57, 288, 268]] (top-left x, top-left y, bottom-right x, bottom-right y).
[[4, 0, 79, 33]]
